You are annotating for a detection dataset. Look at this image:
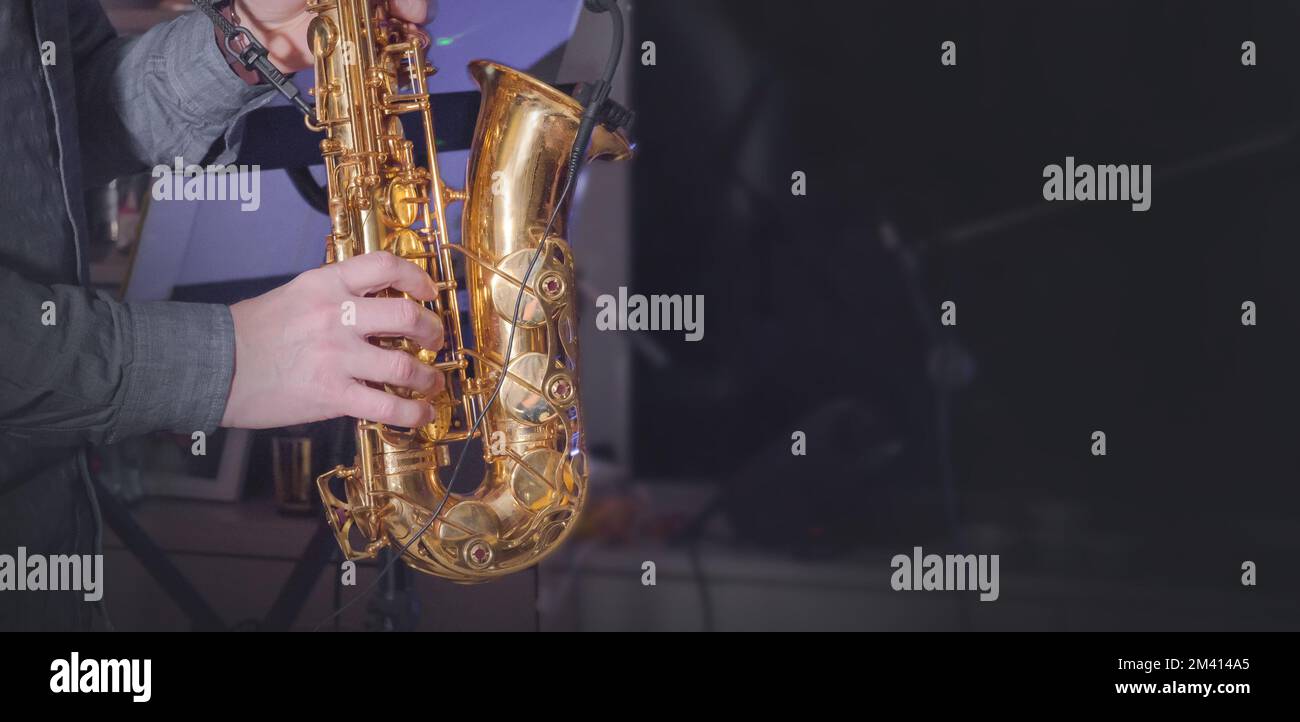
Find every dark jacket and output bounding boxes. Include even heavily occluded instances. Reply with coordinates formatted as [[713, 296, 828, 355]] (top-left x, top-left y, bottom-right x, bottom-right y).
[[0, 0, 273, 630]]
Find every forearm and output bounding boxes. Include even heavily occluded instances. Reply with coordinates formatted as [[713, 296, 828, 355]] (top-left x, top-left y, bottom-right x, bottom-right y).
[[0, 266, 234, 446], [71, 2, 276, 185]]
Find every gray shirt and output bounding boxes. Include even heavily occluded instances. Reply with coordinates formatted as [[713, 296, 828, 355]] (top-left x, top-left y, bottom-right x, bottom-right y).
[[0, 0, 274, 629]]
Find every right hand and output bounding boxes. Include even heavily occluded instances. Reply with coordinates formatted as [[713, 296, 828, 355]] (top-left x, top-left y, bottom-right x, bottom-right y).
[[221, 252, 445, 429]]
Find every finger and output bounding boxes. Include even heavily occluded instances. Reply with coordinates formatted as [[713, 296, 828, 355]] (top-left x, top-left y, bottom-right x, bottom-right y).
[[348, 297, 444, 350], [341, 382, 435, 428], [333, 251, 436, 301], [390, 0, 430, 24], [347, 345, 441, 395]]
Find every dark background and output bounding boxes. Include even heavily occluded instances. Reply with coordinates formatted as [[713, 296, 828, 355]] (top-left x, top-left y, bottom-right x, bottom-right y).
[[630, 0, 1300, 616]]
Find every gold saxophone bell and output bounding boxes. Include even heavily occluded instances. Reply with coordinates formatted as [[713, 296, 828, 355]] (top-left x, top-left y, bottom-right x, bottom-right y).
[[306, 0, 631, 582]]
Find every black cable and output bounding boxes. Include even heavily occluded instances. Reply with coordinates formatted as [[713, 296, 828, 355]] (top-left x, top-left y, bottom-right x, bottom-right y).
[[285, 167, 330, 214], [570, 0, 624, 179], [313, 0, 627, 631]]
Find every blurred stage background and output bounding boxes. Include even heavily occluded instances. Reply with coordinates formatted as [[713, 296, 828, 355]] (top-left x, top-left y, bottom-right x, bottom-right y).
[[91, 0, 1300, 631]]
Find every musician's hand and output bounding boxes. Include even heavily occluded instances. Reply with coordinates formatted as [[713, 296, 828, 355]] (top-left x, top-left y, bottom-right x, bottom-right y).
[[221, 252, 446, 429], [237, 0, 432, 73]]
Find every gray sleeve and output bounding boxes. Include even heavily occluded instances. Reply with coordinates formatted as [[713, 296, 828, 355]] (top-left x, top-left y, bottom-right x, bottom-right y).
[[7, 3, 274, 444], [70, 2, 277, 185], [0, 267, 234, 446]]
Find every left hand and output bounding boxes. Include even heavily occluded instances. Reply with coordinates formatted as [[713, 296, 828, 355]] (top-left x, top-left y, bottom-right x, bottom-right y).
[[236, 0, 431, 73]]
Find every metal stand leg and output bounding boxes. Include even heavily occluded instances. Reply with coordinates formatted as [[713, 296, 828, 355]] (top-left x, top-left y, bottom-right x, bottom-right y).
[[93, 478, 226, 632], [261, 522, 340, 631]]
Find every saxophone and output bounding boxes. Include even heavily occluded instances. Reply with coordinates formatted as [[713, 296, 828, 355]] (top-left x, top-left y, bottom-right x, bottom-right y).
[[306, 0, 631, 581]]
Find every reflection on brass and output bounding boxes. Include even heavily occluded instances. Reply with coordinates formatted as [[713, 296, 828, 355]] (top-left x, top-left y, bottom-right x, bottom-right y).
[[308, 1, 632, 582], [272, 437, 314, 514]]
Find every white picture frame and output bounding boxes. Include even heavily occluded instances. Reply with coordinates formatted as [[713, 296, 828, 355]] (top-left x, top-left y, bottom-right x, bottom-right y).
[[137, 429, 253, 502]]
